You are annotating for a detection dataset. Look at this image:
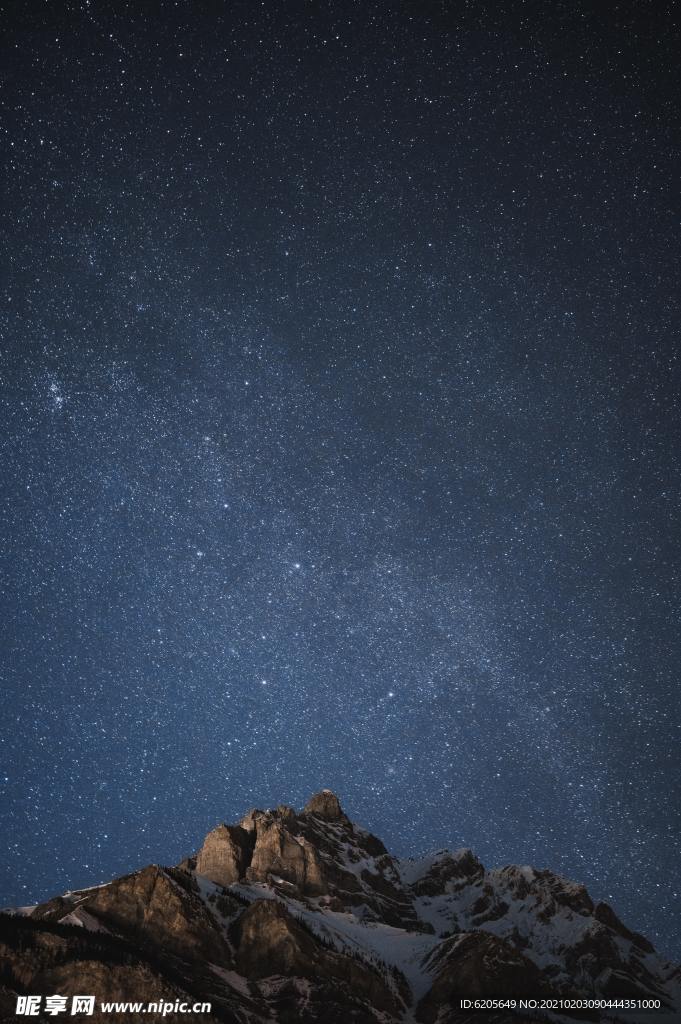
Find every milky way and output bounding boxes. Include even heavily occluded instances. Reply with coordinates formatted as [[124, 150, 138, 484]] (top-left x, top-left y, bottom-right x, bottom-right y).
[[1, 1, 680, 957]]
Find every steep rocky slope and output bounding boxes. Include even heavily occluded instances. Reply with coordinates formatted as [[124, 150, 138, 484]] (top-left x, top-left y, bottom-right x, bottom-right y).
[[1, 791, 679, 1023]]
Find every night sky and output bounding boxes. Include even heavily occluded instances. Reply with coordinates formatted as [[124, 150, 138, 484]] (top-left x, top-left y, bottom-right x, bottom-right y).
[[1, 1, 680, 959]]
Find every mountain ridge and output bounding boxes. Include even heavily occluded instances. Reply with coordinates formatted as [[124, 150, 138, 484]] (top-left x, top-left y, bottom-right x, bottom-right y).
[[1, 791, 679, 1023]]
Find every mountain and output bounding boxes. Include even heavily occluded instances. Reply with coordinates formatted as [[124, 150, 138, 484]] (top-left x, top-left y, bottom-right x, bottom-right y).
[[1, 790, 679, 1023]]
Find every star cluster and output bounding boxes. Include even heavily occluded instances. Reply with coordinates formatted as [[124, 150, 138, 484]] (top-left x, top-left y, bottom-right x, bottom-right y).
[[1, 1, 679, 957]]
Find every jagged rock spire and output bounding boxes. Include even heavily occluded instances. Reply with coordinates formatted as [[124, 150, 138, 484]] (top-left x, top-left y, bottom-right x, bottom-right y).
[[303, 789, 345, 820]]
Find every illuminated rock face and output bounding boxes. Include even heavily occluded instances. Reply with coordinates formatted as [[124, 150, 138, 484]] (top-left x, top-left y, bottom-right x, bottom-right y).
[[2, 791, 679, 1024], [303, 788, 346, 820], [195, 823, 253, 888]]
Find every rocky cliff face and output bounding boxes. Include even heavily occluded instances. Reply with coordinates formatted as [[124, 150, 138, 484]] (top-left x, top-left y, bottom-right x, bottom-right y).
[[1, 791, 679, 1024]]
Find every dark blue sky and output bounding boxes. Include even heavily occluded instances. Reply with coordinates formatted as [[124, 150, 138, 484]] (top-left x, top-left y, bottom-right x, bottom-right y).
[[1, 1, 680, 958]]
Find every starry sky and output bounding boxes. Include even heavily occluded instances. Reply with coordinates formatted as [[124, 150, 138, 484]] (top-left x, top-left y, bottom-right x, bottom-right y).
[[1, 0, 680, 959]]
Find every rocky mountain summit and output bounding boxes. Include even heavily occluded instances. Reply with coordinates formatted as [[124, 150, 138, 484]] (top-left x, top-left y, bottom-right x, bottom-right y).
[[1, 791, 679, 1023]]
